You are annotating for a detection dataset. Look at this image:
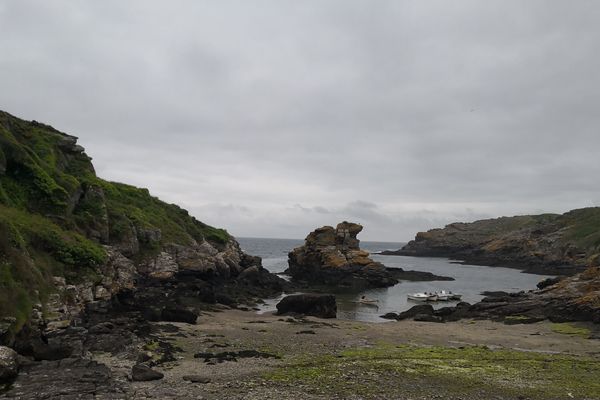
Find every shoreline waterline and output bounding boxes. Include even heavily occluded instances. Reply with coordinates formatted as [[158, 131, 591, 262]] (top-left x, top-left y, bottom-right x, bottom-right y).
[[237, 237, 554, 322]]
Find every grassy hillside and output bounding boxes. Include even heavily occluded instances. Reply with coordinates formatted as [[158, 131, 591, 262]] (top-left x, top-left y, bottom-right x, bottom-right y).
[[0, 110, 229, 330]]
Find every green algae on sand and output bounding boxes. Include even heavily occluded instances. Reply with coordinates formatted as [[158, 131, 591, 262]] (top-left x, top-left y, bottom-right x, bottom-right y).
[[265, 343, 600, 399]]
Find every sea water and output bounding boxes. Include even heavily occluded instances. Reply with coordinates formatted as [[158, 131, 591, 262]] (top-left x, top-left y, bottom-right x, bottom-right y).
[[236, 237, 554, 323]]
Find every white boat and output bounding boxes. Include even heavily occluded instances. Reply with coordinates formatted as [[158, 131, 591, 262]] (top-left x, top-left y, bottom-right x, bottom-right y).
[[435, 292, 450, 301], [407, 293, 437, 302], [438, 290, 462, 301], [357, 296, 379, 306]]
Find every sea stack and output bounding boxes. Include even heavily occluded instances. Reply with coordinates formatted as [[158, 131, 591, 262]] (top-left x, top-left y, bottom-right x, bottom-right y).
[[287, 222, 398, 288]]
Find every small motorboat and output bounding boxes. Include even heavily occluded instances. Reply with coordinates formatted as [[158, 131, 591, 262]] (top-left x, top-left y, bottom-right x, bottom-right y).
[[438, 290, 462, 301], [407, 292, 437, 302], [357, 296, 379, 306], [435, 292, 450, 301], [450, 293, 462, 300]]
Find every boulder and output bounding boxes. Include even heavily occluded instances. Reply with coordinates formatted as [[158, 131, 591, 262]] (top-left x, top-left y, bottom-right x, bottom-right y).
[[380, 312, 400, 320], [276, 294, 337, 318], [287, 222, 398, 288], [537, 276, 563, 290], [396, 304, 434, 320], [131, 364, 164, 381], [0, 346, 18, 383]]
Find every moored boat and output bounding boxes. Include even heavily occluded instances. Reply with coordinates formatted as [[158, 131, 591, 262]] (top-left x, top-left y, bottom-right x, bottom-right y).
[[408, 291, 462, 302], [438, 290, 462, 301], [407, 292, 437, 301], [357, 296, 379, 306]]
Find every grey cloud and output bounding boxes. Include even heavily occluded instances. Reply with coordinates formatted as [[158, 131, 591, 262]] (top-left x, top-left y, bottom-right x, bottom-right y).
[[1, 0, 599, 240]]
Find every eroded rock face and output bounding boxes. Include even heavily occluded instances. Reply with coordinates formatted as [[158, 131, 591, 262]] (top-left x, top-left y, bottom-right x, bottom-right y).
[[287, 222, 398, 288]]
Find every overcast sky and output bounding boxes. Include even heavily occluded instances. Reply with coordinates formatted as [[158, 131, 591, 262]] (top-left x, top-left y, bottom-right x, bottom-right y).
[[1, 1, 599, 241]]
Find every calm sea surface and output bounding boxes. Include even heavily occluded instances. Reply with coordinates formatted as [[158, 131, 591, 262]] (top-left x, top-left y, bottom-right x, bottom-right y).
[[236, 237, 554, 323]]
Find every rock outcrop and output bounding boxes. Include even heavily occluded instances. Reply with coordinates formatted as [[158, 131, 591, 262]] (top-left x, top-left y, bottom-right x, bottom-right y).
[[287, 222, 398, 288], [276, 294, 337, 318], [385, 209, 600, 275]]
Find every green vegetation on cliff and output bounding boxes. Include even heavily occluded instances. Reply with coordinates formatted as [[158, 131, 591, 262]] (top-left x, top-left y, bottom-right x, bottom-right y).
[[0, 110, 229, 329]]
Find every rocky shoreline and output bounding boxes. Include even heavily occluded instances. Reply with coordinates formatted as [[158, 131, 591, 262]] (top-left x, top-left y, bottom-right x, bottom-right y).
[[382, 267, 600, 325], [2, 307, 599, 399]]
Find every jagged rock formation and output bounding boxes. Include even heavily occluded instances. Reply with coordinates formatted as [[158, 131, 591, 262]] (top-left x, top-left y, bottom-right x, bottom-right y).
[[0, 110, 285, 347], [287, 222, 398, 288], [385, 209, 600, 275]]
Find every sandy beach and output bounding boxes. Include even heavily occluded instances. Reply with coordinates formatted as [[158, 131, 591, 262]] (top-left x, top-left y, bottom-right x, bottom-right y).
[[88, 309, 600, 400]]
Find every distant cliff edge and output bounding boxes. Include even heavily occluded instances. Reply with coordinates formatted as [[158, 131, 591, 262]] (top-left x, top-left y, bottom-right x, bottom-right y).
[[383, 210, 600, 275]]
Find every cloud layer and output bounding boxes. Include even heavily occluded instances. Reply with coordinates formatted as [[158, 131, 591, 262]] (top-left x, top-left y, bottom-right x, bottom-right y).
[[2, 1, 599, 240]]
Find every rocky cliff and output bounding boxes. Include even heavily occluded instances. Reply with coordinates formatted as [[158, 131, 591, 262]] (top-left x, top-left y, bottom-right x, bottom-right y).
[[385, 209, 600, 275], [287, 222, 399, 288], [0, 110, 283, 346]]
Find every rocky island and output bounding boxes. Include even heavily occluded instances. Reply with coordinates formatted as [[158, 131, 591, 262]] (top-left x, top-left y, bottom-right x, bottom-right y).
[[287, 221, 452, 288], [384, 209, 600, 275]]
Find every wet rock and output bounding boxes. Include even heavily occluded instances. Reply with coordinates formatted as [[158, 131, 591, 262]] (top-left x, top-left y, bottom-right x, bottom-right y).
[[380, 312, 400, 320], [0, 346, 18, 383], [276, 294, 337, 318], [160, 307, 198, 324], [414, 313, 444, 323], [183, 375, 211, 383], [396, 304, 434, 320], [287, 222, 398, 288], [131, 364, 164, 381], [194, 350, 280, 363], [537, 276, 564, 290]]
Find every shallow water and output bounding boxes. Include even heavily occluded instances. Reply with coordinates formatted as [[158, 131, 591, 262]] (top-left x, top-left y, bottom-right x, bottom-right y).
[[237, 237, 554, 323]]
